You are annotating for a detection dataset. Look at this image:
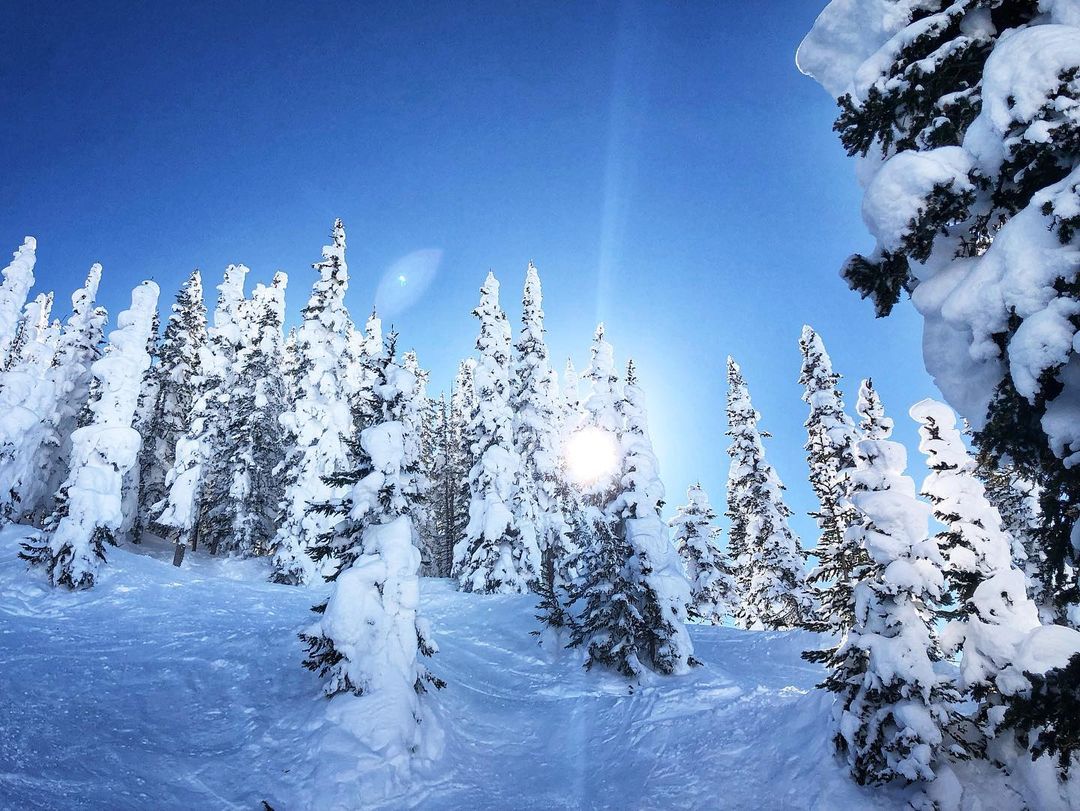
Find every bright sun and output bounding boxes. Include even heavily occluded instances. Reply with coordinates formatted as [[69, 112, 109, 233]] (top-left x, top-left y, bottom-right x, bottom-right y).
[[564, 427, 619, 486]]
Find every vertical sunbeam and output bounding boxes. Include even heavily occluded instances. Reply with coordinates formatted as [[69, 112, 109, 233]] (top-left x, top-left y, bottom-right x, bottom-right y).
[[596, 1, 656, 326]]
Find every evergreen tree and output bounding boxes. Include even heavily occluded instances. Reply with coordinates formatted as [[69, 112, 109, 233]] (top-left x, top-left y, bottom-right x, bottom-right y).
[[122, 309, 161, 542], [799, 325, 859, 632], [270, 220, 354, 584], [132, 270, 207, 541], [0, 236, 37, 367], [725, 357, 814, 630], [157, 263, 248, 554], [798, 0, 1080, 627], [671, 483, 737, 625], [565, 325, 642, 675], [299, 331, 443, 762], [856, 378, 892, 441], [283, 325, 299, 406], [512, 263, 568, 598], [21, 281, 159, 589], [972, 447, 1050, 622], [419, 393, 451, 577], [402, 350, 436, 573], [453, 272, 537, 594], [615, 359, 695, 671], [565, 327, 695, 677], [912, 399, 1042, 749], [220, 272, 289, 557], [0, 291, 61, 523], [819, 397, 961, 795], [436, 360, 476, 578], [562, 357, 581, 425], [40, 265, 108, 516]]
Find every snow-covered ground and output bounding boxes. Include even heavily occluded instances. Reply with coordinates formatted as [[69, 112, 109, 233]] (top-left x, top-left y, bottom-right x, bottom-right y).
[[0, 525, 942, 810]]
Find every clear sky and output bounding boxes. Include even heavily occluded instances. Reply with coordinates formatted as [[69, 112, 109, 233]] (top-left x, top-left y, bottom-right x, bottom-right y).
[[1, 0, 941, 544]]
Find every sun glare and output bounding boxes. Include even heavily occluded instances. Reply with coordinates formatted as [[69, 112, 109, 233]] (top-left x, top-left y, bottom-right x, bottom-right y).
[[564, 427, 619, 486]]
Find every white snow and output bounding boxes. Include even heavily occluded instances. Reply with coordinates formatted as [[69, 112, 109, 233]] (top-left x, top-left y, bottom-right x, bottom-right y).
[[3, 523, 1069, 809]]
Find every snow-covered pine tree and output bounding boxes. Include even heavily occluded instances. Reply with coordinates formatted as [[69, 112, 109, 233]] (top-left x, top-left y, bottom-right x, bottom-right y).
[[805, 379, 888, 665], [402, 350, 436, 573], [799, 325, 859, 633], [195, 265, 254, 556], [564, 327, 695, 677], [39, 265, 108, 516], [819, 398, 961, 795], [562, 357, 581, 423], [798, 0, 1080, 627], [156, 263, 248, 554], [219, 272, 289, 557], [856, 378, 892, 441], [434, 359, 476, 578], [671, 483, 737, 625], [283, 325, 299, 406], [0, 236, 37, 367], [725, 357, 814, 630], [453, 272, 537, 594], [564, 325, 641, 674], [972, 448, 1051, 622], [9, 292, 55, 369], [418, 392, 448, 576], [132, 270, 206, 541], [21, 281, 159, 589], [271, 220, 354, 584], [299, 330, 443, 766], [0, 292, 62, 523], [911, 399, 1043, 751], [614, 359, 695, 672], [122, 308, 161, 543], [512, 263, 568, 599]]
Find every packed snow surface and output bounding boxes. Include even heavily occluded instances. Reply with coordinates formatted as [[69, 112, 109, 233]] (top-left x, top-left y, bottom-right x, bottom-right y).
[[0, 525, 1019, 810]]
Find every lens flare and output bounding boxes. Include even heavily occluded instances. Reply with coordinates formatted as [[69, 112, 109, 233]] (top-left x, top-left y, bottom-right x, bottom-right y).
[[564, 427, 619, 486]]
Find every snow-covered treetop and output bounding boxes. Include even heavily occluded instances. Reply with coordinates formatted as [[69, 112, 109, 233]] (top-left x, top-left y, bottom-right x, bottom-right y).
[[725, 357, 759, 438], [799, 325, 852, 415], [475, 272, 510, 358], [855, 378, 892, 441], [90, 281, 161, 427], [582, 324, 620, 436], [563, 357, 580, 412], [0, 236, 38, 361], [15, 292, 58, 371], [910, 398, 1014, 576], [471, 273, 513, 436], [671, 483, 715, 531], [243, 272, 287, 362], [50, 263, 107, 396], [213, 263, 249, 346], [302, 219, 350, 333], [364, 308, 382, 357], [618, 358, 665, 516]]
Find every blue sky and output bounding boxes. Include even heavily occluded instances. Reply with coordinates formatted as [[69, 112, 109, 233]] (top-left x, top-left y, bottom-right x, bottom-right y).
[[1, 0, 940, 543]]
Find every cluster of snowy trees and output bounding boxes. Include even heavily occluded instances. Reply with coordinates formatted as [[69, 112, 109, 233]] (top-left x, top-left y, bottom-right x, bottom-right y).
[[799, 1, 1080, 804], [6, 195, 1078, 797], [0, 223, 707, 765]]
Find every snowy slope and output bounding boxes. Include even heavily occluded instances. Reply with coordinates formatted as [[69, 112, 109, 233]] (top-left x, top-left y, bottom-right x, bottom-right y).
[[2, 525, 922, 810]]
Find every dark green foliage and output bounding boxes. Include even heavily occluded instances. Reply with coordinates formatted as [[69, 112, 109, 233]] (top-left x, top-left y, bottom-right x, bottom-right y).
[[565, 511, 649, 678], [1004, 654, 1080, 774]]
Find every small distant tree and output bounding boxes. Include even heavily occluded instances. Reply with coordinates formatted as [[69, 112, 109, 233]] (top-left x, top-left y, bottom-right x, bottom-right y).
[[453, 272, 537, 594], [725, 357, 814, 630], [671, 483, 737, 624]]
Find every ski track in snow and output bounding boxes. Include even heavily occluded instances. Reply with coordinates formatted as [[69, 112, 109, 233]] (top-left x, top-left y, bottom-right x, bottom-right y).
[[0, 525, 907, 810]]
